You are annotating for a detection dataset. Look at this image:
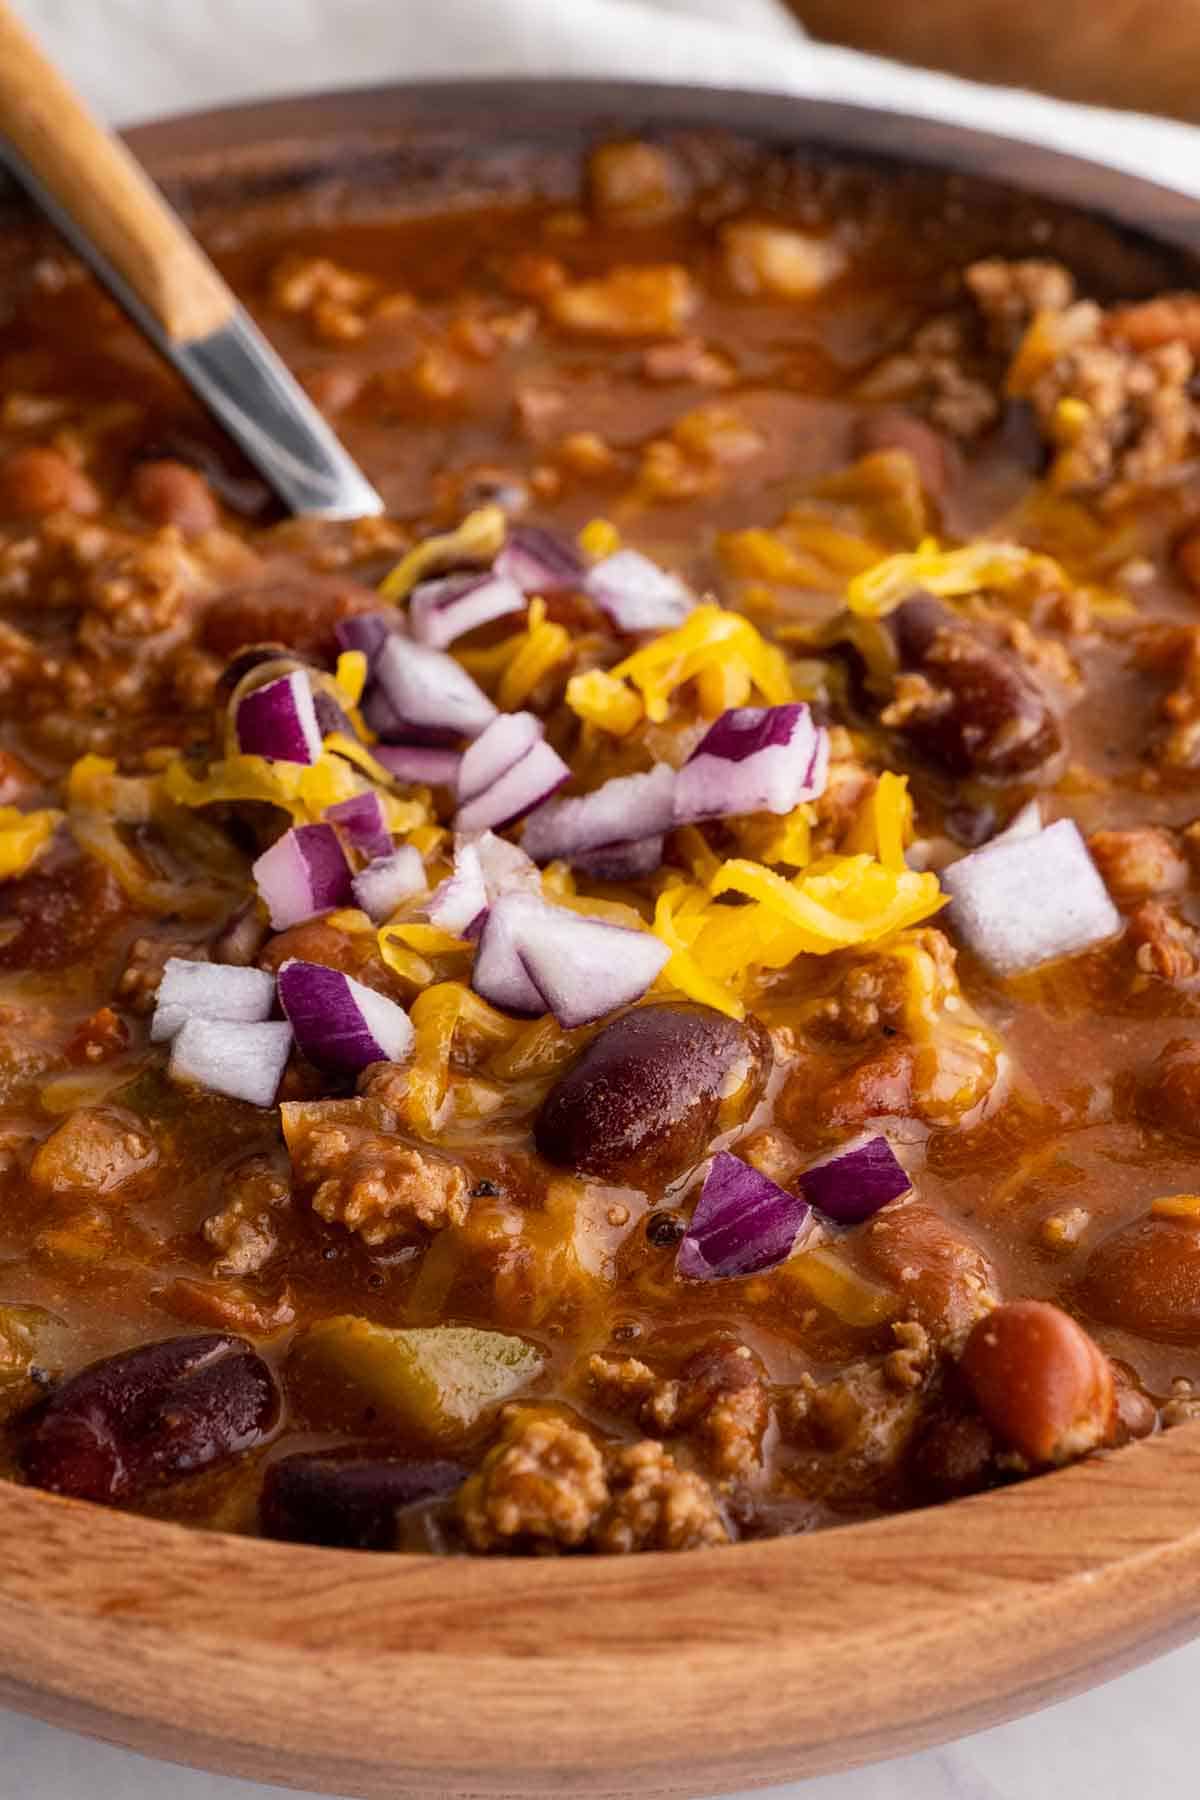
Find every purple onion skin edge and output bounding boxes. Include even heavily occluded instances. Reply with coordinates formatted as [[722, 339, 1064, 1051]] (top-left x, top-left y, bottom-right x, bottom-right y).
[[797, 1136, 912, 1225]]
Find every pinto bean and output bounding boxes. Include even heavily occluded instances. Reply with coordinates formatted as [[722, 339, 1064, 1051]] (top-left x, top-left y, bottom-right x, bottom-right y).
[[260, 1450, 465, 1548], [534, 1003, 771, 1185], [129, 458, 219, 535], [960, 1300, 1115, 1464], [0, 446, 99, 518], [856, 1199, 997, 1347], [888, 596, 1063, 779], [20, 1333, 278, 1503], [1078, 1208, 1200, 1342]]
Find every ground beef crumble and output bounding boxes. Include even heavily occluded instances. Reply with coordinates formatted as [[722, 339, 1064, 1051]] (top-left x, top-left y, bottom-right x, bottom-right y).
[[456, 1407, 729, 1553], [587, 1339, 769, 1482], [284, 1098, 470, 1245]]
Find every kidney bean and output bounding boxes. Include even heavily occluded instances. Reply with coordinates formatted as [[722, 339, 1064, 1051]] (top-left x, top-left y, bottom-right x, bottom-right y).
[[1136, 1038, 1200, 1141], [20, 1333, 278, 1504], [202, 574, 381, 663], [533, 1003, 771, 1185], [129, 458, 220, 535], [960, 1300, 1115, 1465], [260, 1450, 465, 1549], [0, 446, 99, 518], [134, 428, 272, 517], [910, 1411, 995, 1499], [1078, 1210, 1200, 1342], [857, 1200, 997, 1347], [888, 596, 1063, 779]]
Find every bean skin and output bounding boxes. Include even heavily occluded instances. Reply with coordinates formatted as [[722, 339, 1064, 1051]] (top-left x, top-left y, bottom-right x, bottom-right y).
[[0, 447, 99, 518], [857, 1199, 997, 1347], [534, 1003, 771, 1185], [129, 458, 219, 535], [1078, 1211, 1200, 1343], [888, 596, 1063, 779], [260, 1451, 465, 1549], [20, 1333, 279, 1504], [960, 1300, 1115, 1465]]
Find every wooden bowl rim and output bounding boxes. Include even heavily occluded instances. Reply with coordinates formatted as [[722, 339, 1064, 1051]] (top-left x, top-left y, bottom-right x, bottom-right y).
[[2, 79, 1200, 1798]]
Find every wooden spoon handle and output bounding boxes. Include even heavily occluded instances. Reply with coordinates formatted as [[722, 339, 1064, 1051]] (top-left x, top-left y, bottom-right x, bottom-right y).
[[0, 0, 234, 344]]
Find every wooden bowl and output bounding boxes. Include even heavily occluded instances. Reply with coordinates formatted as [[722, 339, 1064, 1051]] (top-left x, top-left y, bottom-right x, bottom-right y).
[[3, 81, 1200, 1799]]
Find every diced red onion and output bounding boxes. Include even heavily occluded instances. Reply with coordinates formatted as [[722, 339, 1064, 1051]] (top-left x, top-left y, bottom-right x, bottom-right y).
[[516, 905, 670, 1029], [408, 570, 525, 650], [796, 1133, 911, 1224], [428, 841, 489, 937], [374, 635, 497, 740], [277, 959, 414, 1074], [351, 845, 428, 923], [585, 549, 694, 633], [673, 704, 828, 824], [313, 688, 358, 742], [335, 612, 396, 664], [325, 791, 393, 860], [252, 823, 352, 930], [371, 743, 463, 786], [466, 829, 541, 901], [457, 711, 543, 805], [151, 957, 276, 1043], [470, 894, 547, 1015], [168, 1017, 294, 1108], [235, 670, 322, 765], [573, 836, 665, 881], [522, 763, 676, 863], [455, 739, 571, 834], [941, 818, 1121, 976], [471, 893, 669, 1026], [677, 1151, 812, 1281], [495, 525, 585, 595]]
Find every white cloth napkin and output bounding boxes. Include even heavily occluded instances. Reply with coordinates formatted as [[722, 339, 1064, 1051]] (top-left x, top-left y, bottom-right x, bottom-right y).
[[4, 4, 1200, 1800], [11, 0, 1200, 196]]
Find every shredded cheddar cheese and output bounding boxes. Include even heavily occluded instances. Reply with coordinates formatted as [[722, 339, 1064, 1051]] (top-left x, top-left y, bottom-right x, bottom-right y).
[[378, 504, 507, 602], [846, 536, 1074, 618], [0, 805, 61, 880], [602, 604, 793, 726]]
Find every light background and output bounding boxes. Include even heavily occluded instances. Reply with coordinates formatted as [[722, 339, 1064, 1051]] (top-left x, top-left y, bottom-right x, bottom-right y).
[[4, 1, 1200, 1795]]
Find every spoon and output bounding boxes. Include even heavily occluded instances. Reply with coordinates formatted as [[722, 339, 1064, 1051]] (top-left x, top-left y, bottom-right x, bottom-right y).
[[0, 0, 383, 521]]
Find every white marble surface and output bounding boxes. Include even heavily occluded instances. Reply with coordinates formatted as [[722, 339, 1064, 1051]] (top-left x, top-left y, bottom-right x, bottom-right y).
[[4, 0, 1200, 1794]]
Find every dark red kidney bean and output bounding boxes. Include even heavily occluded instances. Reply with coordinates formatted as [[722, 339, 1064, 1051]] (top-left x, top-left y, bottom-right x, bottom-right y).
[[909, 1411, 995, 1500], [1078, 1211, 1200, 1343], [260, 1451, 465, 1549], [534, 1003, 771, 1185], [20, 1334, 278, 1504], [888, 595, 1063, 779], [1136, 1038, 1200, 1141], [853, 408, 952, 500]]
